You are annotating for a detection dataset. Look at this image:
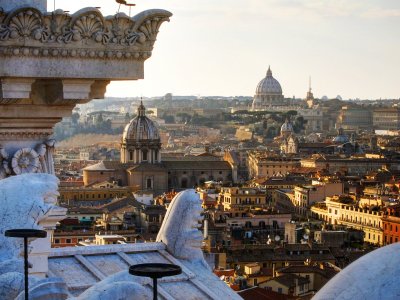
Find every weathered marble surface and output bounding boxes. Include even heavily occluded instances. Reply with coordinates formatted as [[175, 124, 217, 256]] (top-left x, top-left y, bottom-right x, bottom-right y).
[[0, 174, 59, 258], [313, 243, 400, 300]]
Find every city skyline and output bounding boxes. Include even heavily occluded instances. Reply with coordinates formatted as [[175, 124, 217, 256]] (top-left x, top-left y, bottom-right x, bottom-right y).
[[57, 0, 400, 99]]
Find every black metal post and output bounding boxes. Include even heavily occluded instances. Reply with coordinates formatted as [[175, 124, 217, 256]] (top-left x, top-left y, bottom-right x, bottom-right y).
[[4, 229, 47, 300], [24, 236, 28, 300], [129, 263, 181, 300], [153, 277, 157, 300]]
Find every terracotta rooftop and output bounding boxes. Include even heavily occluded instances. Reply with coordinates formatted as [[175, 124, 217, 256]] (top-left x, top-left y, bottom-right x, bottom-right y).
[[238, 286, 298, 300]]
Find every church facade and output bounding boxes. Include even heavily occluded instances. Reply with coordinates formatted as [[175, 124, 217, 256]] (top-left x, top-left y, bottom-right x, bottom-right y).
[[83, 103, 233, 195]]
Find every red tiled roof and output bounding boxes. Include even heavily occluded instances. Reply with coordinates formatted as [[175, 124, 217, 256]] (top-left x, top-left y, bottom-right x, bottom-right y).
[[214, 269, 235, 277], [238, 287, 297, 300]]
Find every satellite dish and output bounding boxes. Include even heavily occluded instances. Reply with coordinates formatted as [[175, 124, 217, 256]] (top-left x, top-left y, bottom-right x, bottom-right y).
[[303, 234, 309, 240], [275, 235, 281, 242]]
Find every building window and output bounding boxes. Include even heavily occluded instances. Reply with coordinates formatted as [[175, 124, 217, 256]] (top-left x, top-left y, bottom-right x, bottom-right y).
[[147, 178, 152, 189], [54, 239, 60, 244], [66, 239, 71, 244], [155, 150, 159, 162], [129, 151, 133, 161], [142, 150, 148, 161], [181, 178, 188, 188]]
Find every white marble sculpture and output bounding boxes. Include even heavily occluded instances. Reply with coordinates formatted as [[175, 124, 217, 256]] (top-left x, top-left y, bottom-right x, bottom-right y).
[[0, 173, 69, 299], [156, 189, 206, 264]]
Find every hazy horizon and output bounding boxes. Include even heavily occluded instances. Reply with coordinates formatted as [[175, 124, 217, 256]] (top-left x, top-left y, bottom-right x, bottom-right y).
[[55, 0, 400, 100]]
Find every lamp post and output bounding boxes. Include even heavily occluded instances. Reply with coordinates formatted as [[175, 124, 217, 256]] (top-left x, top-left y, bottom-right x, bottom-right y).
[[129, 263, 182, 300], [5, 229, 47, 300]]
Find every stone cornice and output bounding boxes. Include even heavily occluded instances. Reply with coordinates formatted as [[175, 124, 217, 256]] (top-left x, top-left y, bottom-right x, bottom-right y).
[[0, 7, 172, 60]]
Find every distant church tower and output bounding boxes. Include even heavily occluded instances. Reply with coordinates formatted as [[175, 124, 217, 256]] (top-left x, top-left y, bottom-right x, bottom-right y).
[[120, 101, 161, 164], [306, 76, 315, 108]]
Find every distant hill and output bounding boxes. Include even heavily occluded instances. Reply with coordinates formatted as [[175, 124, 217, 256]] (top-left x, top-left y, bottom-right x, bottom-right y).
[[57, 134, 120, 148]]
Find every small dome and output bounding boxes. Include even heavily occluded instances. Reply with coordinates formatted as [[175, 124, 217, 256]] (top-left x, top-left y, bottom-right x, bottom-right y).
[[122, 102, 159, 141], [332, 128, 349, 143], [255, 66, 283, 96]]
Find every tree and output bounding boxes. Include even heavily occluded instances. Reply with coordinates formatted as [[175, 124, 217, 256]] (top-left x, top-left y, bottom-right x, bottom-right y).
[[293, 116, 307, 133]]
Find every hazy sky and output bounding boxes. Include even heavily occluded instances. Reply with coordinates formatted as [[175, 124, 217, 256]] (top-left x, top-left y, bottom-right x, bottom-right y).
[[55, 0, 399, 99]]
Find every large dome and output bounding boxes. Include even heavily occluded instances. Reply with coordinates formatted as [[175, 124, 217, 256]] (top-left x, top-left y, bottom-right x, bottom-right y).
[[255, 66, 282, 96], [122, 102, 159, 141]]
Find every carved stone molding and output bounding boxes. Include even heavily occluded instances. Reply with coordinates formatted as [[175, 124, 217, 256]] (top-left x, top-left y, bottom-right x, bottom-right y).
[[0, 139, 56, 177], [0, 131, 52, 141], [0, 7, 172, 60], [0, 78, 35, 103]]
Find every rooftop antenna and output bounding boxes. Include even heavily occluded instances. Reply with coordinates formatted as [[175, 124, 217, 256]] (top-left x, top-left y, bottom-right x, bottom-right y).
[[309, 76, 312, 92], [126, 3, 136, 17], [116, 0, 127, 13]]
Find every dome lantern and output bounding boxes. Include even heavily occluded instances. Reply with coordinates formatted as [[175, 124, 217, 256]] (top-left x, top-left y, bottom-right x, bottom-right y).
[[137, 100, 146, 117], [266, 65, 272, 77]]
